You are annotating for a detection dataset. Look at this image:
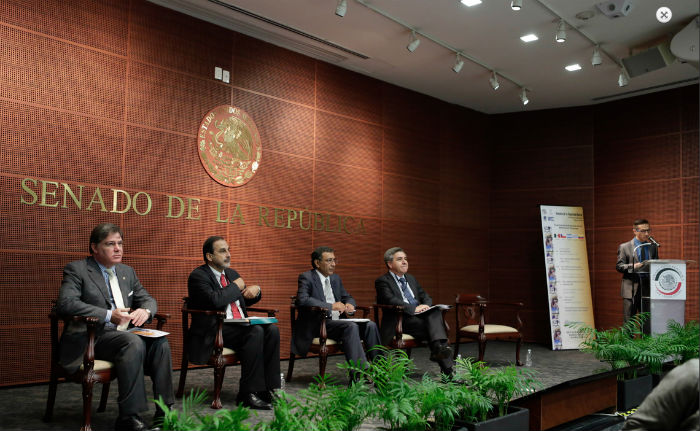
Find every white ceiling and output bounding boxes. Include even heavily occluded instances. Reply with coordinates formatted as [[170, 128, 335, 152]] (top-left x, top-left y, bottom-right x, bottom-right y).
[[150, 0, 699, 114]]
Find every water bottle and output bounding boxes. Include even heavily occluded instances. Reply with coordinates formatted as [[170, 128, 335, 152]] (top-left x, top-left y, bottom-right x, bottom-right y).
[[279, 372, 285, 392], [525, 349, 533, 367]]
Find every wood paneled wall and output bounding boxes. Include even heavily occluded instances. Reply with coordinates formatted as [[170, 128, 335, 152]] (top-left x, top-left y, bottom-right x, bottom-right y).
[[0, 0, 489, 386], [491, 87, 699, 343]]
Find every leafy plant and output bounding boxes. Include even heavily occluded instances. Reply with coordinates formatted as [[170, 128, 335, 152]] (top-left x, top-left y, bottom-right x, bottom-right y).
[[154, 389, 252, 431], [454, 357, 539, 421], [567, 313, 648, 380], [659, 320, 700, 364]]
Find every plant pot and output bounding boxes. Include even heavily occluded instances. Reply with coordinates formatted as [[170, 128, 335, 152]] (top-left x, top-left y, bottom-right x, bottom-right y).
[[454, 406, 529, 431], [617, 374, 653, 411]]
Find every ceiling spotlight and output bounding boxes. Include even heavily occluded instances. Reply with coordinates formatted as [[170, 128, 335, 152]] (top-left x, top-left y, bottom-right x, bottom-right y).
[[407, 31, 421, 52], [520, 88, 529, 105], [618, 68, 629, 87], [511, 0, 523, 10], [520, 33, 538, 42], [489, 71, 500, 90], [555, 20, 566, 43], [452, 54, 464, 73], [565, 63, 582, 71], [335, 0, 347, 17], [460, 0, 482, 6], [591, 46, 602, 66]]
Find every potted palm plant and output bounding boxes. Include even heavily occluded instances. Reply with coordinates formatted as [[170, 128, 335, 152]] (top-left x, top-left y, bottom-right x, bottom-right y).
[[451, 357, 538, 431], [568, 313, 656, 411]]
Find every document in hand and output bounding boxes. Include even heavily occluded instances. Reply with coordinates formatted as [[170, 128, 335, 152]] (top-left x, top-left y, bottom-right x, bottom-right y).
[[414, 304, 451, 314], [224, 316, 278, 325], [127, 327, 170, 337]]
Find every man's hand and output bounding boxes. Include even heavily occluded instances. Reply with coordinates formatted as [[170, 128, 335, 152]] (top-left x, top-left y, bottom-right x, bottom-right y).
[[332, 302, 347, 312], [634, 262, 645, 270], [415, 304, 430, 313], [242, 284, 261, 299], [110, 308, 132, 326], [345, 303, 356, 315], [130, 308, 150, 327]]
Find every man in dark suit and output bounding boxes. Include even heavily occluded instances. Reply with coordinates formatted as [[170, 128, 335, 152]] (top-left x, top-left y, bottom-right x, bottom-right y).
[[616, 218, 659, 322], [56, 223, 173, 431], [187, 236, 280, 410], [375, 247, 454, 375], [294, 246, 382, 369]]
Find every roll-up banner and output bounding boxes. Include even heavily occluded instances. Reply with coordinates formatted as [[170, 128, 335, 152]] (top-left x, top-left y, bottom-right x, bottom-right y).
[[540, 205, 595, 350]]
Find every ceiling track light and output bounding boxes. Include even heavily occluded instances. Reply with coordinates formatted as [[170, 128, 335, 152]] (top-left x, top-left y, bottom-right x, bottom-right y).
[[406, 31, 421, 52], [452, 54, 464, 73], [520, 88, 529, 105], [591, 45, 602, 66], [511, 0, 523, 11], [618, 68, 629, 87], [489, 71, 500, 90], [555, 20, 566, 43], [335, 0, 347, 17]]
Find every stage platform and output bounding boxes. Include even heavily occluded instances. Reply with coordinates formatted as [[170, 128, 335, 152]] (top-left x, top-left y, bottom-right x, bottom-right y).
[[0, 341, 626, 431]]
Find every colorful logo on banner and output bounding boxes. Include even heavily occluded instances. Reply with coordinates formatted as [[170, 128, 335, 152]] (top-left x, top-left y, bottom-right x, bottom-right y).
[[198, 105, 262, 187]]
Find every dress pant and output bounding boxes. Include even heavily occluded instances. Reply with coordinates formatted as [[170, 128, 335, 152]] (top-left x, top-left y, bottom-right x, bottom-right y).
[[325, 320, 382, 363], [222, 323, 281, 394], [95, 329, 174, 418], [402, 308, 453, 373]]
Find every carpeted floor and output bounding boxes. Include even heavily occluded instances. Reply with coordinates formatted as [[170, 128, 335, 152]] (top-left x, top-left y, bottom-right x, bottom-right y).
[[0, 341, 628, 431]]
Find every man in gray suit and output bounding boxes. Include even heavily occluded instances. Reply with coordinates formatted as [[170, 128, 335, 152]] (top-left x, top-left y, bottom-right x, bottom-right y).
[[57, 223, 173, 431], [375, 247, 454, 375], [616, 218, 659, 322], [294, 246, 382, 368]]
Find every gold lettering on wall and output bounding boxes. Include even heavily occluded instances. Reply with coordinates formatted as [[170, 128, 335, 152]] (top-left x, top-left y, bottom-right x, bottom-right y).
[[17, 177, 366, 234]]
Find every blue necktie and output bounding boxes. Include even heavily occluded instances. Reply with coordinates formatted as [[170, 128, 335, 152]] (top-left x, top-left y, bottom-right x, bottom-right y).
[[399, 277, 418, 305]]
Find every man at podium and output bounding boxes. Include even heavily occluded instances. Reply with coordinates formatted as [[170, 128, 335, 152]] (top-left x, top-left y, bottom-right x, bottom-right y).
[[616, 219, 659, 322]]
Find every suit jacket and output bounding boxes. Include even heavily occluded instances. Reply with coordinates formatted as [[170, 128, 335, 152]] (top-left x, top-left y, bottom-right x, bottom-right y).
[[616, 239, 659, 299], [374, 272, 432, 345], [186, 264, 261, 364], [56, 256, 157, 373], [292, 269, 356, 356]]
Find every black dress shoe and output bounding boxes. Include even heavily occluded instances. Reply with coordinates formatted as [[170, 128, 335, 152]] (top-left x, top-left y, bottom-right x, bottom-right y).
[[256, 390, 278, 404], [236, 392, 272, 410], [430, 344, 453, 362], [152, 404, 171, 427], [115, 415, 160, 431]]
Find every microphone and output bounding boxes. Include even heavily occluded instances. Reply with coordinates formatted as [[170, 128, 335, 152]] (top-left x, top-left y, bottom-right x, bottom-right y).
[[648, 236, 661, 248]]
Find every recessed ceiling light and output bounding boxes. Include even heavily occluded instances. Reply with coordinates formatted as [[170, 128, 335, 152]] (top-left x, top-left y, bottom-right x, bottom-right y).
[[565, 63, 582, 71], [520, 34, 538, 42], [460, 0, 482, 6]]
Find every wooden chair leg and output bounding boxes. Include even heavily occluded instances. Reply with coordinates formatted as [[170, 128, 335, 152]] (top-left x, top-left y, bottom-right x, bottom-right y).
[[287, 354, 295, 382], [97, 381, 110, 412], [453, 336, 461, 359], [406, 348, 412, 359], [318, 352, 328, 378], [81, 379, 94, 431], [176, 360, 188, 398], [43, 372, 58, 422], [478, 340, 486, 362], [515, 337, 523, 366], [211, 364, 225, 409]]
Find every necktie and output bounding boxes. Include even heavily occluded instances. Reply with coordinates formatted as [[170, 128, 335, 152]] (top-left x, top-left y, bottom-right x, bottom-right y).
[[106, 268, 128, 331], [399, 277, 418, 306], [221, 273, 243, 319], [323, 277, 339, 320]]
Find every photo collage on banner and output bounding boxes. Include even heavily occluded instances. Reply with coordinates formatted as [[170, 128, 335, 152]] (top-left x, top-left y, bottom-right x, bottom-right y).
[[540, 205, 595, 350]]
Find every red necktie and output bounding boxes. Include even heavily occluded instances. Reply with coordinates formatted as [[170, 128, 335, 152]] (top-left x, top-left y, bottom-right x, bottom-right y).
[[221, 273, 243, 318]]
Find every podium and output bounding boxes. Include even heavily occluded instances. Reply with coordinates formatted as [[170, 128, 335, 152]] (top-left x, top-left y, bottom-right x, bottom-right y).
[[639, 259, 687, 335]]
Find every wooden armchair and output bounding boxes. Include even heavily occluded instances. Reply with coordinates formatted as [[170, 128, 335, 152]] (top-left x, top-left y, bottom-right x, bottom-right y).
[[176, 297, 277, 409], [372, 303, 449, 357], [287, 296, 370, 381], [44, 304, 168, 431], [454, 294, 524, 366]]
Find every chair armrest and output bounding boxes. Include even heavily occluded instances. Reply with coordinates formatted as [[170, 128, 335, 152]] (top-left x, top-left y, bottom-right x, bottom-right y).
[[353, 305, 371, 318], [153, 313, 169, 330], [247, 307, 278, 317], [372, 304, 407, 343]]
